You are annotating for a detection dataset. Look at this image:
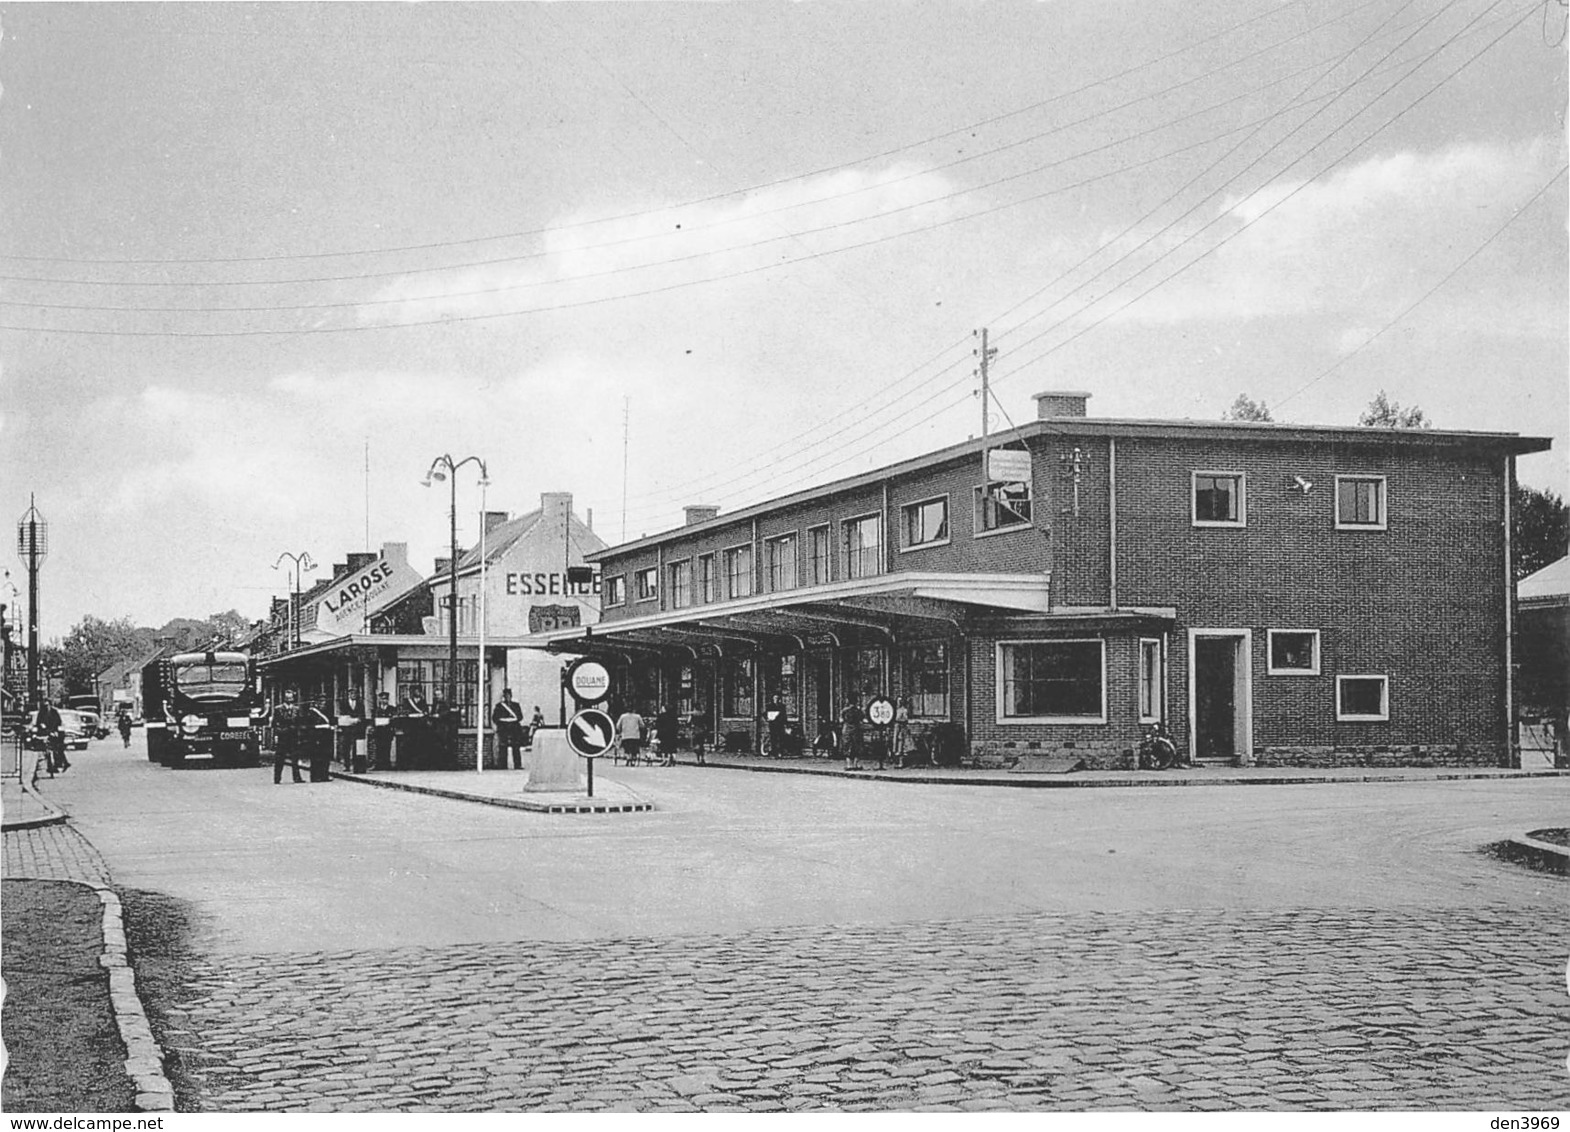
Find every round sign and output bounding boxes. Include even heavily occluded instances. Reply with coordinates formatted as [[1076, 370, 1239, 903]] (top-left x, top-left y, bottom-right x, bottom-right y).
[[564, 658, 611, 704], [866, 696, 895, 727], [566, 708, 617, 759]]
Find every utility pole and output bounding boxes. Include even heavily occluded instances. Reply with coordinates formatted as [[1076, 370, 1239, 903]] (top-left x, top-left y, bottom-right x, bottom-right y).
[[976, 328, 997, 488], [621, 396, 630, 544], [17, 496, 46, 710]]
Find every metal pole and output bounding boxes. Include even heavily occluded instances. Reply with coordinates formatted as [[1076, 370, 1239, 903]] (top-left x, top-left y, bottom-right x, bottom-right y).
[[448, 470, 458, 713], [477, 479, 487, 774], [27, 503, 39, 709]]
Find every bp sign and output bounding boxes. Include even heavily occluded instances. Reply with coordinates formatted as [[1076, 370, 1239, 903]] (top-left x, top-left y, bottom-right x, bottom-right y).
[[564, 658, 611, 704], [566, 708, 617, 759]]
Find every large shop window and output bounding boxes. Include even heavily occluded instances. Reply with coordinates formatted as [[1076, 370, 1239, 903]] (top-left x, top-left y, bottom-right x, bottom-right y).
[[974, 481, 1032, 534], [669, 559, 692, 609], [999, 640, 1105, 722], [905, 642, 949, 718], [397, 659, 479, 727], [767, 534, 798, 592], [844, 514, 883, 579], [1192, 472, 1245, 527], [902, 496, 949, 549], [809, 525, 832, 585], [698, 555, 716, 603], [725, 545, 753, 599], [853, 646, 887, 701], [724, 657, 755, 718]]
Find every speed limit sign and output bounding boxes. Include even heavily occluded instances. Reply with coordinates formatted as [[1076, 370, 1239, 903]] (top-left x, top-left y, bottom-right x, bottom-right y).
[[866, 697, 895, 727]]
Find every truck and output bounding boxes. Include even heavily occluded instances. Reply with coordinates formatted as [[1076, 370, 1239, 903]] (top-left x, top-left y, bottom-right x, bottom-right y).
[[142, 650, 260, 767]]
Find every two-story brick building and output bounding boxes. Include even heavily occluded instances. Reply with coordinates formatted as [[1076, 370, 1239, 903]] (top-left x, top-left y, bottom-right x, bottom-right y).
[[527, 393, 1550, 769]]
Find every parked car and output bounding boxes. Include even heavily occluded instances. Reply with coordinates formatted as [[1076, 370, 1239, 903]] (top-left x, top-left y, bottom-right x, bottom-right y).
[[23, 709, 91, 752]]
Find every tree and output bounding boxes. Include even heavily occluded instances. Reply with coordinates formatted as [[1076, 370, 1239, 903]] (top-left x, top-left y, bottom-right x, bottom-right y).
[[1358, 390, 1429, 429], [1222, 394, 1274, 422], [59, 615, 156, 696], [1514, 484, 1570, 580]]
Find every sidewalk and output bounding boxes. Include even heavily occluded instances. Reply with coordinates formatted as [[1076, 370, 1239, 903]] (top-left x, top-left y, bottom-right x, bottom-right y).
[[1, 774, 67, 831]]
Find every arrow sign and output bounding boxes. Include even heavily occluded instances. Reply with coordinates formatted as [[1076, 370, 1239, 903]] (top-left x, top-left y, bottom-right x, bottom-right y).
[[566, 708, 617, 759]]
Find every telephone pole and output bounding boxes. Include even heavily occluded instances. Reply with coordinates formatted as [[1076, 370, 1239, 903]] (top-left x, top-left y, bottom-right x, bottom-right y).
[[976, 328, 997, 484]]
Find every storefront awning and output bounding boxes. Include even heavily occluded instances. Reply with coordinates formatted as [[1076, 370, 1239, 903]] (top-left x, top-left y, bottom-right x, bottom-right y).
[[519, 571, 1175, 656], [256, 633, 542, 670]]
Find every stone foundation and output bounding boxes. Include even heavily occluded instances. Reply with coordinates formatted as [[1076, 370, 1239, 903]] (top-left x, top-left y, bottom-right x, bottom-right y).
[[969, 739, 1136, 771], [1251, 743, 1507, 769]]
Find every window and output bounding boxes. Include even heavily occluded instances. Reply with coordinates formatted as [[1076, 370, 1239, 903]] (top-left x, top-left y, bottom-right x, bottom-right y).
[[669, 560, 692, 609], [1268, 630, 1320, 676], [635, 567, 658, 602], [974, 481, 1033, 534], [844, 514, 883, 579], [1138, 638, 1162, 722], [724, 545, 753, 599], [808, 525, 832, 585], [397, 659, 479, 727], [604, 575, 626, 606], [853, 646, 886, 701], [1337, 675, 1389, 721], [698, 554, 716, 603], [724, 656, 755, 718], [1336, 475, 1387, 530], [905, 642, 949, 718], [999, 640, 1105, 722], [1193, 472, 1245, 526], [767, 534, 798, 592], [902, 496, 949, 549]]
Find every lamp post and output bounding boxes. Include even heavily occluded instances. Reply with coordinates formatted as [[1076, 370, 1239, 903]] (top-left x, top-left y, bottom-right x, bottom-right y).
[[423, 454, 489, 772], [272, 551, 316, 651], [16, 497, 46, 712]]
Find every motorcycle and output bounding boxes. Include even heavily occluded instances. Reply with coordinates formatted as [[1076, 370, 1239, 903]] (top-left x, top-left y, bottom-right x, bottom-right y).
[[1138, 723, 1182, 770]]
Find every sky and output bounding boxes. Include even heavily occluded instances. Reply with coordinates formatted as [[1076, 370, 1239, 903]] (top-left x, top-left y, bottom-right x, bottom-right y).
[[1, 1, 1565, 641]]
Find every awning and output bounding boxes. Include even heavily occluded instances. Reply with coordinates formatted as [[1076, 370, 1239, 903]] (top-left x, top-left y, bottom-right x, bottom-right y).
[[256, 633, 542, 671], [518, 571, 1175, 656]]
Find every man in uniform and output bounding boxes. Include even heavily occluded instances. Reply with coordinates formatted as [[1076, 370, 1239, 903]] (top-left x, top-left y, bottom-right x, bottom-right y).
[[271, 688, 304, 784], [491, 687, 526, 770]]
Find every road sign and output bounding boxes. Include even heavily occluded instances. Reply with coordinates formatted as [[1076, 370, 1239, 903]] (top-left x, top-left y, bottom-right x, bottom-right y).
[[866, 696, 895, 727], [564, 658, 611, 704], [566, 708, 616, 758]]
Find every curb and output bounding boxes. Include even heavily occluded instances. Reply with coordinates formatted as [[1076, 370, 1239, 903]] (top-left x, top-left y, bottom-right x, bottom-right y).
[[1, 775, 70, 831], [1497, 832, 1570, 875], [677, 758, 1570, 789], [331, 771, 653, 813]]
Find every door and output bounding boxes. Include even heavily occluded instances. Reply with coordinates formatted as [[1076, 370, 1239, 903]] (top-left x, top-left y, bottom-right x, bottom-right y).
[[1194, 638, 1235, 761]]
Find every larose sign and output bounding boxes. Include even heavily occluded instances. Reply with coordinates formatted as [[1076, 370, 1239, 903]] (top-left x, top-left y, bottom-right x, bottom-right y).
[[564, 658, 611, 704]]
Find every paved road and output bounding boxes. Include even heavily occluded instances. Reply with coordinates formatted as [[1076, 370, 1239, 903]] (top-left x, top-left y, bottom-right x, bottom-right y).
[[12, 733, 1569, 1111]]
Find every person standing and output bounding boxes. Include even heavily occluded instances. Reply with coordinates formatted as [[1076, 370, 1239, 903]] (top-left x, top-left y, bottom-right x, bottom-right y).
[[492, 687, 526, 770], [337, 690, 366, 771], [839, 701, 864, 772], [271, 689, 304, 784], [306, 700, 334, 782], [117, 710, 133, 749], [616, 705, 646, 766], [530, 705, 545, 734], [369, 691, 395, 770], [655, 705, 679, 766], [891, 698, 913, 769]]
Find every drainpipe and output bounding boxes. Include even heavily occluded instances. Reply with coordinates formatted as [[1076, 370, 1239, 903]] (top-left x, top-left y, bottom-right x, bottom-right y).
[[1108, 438, 1118, 610], [881, 482, 891, 576], [1504, 455, 1515, 767]]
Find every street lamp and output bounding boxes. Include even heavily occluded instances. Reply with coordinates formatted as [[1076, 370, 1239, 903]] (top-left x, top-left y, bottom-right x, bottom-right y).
[[422, 454, 490, 772], [272, 551, 316, 650]]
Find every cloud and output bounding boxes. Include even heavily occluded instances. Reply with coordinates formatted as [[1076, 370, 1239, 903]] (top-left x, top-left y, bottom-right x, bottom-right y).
[[354, 163, 966, 325], [1095, 137, 1566, 328]]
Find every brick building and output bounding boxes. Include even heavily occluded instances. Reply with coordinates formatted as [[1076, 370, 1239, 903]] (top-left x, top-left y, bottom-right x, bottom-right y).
[[528, 393, 1551, 769]]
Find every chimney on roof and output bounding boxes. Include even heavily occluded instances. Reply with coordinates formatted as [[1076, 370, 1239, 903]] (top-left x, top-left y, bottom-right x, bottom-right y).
[[484, 511, 509, 535], [434, 556, 451, 576], [1034, 391, 1091, 419], [684, 504, 720, 526], [345, 552, 377, 573]]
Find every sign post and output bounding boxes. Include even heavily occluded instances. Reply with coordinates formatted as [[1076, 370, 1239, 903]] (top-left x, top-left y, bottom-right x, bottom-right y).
[[566, 707, 616, 797], [866, 696, 895, 769]]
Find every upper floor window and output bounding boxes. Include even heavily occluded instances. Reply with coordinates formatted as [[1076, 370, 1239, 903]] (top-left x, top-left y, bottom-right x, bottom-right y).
[[698, 554, 716, 603], [604, 575, 626, 606], [669, 559, 692, 609], [767, 534, 798, 592], [844, 514, 883, 579], [1193, 472, 1245, 527], [724, 545, 753, 599], [635, 567, 658, 602], [1336, 475, 1387, 530], [902, 496, 949, 550], [974, 481, 1032, 535], [808, 525, 832, 585]]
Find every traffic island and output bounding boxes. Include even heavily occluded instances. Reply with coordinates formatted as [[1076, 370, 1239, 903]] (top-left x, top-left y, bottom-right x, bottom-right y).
[[331, 769, 652, 814], [1490, 828, 1569, 875]]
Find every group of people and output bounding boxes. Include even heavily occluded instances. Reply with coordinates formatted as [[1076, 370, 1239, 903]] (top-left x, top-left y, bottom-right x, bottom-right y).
[[835, 697, 915, 772], [612, 704, 679, 766]]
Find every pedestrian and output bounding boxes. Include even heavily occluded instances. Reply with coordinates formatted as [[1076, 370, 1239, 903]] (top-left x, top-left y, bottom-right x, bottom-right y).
[[616, 704, 646, 766], [656, 705, 679, 766], [492, 687, 526, 769], [370, 691, 395, 770], [765, 699, 787, 758], [271, 688, 304, 784], [398, 687, 431, 769], [840, 701, 864, 771], [890, 697, 913, 769], [530, 705, 546, 732], [117, 710, 133, 749], [337, 690, 366, 771], [306, 700, 334, 782]]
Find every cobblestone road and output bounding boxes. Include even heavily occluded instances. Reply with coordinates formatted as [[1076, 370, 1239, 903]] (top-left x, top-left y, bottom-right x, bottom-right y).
[[149, 906, 1566, 1112]]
